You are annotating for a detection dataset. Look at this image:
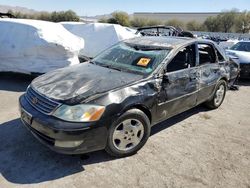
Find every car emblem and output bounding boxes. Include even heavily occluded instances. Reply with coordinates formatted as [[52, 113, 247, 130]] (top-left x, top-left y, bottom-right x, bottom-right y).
[[32, 97, 38, 104]]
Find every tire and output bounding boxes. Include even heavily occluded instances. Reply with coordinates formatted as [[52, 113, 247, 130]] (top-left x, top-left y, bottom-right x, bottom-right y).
[[205, 80, 227, 109], [105, 109, 151, 158]]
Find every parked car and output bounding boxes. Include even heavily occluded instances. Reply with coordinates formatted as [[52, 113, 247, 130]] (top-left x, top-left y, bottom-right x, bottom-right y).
[[136, 25, 194, 38], [226, 41, 250, 78], [19, 36, 230, 157]]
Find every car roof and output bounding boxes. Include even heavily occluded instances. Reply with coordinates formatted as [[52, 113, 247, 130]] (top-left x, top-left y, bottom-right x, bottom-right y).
[[124, 36, 210, 49]]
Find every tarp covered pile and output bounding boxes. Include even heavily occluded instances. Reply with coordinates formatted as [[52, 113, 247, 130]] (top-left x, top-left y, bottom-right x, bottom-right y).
[[61, 22, 139, 58], [0, 19, 84, 74]]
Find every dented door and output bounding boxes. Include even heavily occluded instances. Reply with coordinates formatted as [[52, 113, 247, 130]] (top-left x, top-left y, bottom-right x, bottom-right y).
[[197, 63, 220, 103], [156, 67, 199, 121], [196, 43, 220, 103]]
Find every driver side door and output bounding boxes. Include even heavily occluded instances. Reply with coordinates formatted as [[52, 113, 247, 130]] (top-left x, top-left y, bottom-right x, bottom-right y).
[[156, 43, 199, 121]]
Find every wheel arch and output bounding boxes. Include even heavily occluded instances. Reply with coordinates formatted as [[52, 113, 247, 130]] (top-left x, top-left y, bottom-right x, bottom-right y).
[[220, 76, 229, 83], [219, 76, 229, 89], [121, 104, 152, 124]]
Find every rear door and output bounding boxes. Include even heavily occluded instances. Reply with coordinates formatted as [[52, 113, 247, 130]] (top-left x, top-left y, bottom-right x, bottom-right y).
[[196, 43, 221, 103], [156, 43, 199, 121]]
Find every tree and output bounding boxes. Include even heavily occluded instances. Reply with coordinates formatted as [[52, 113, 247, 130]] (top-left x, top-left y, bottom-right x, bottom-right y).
[[130, 17, 149, 27], [63, 10, 80, 22], [235, 11, 250, 33], [186, 20, 204, 31], [98, 17, 108, 23], [108, 11, 130, 26], [107, 17, 119, 24], [218, 10, 237, 33], [165, 19, 184, 28], [203, 16, 221, 32], [7, 10, 80, 22], [147, 19, 163, 26]]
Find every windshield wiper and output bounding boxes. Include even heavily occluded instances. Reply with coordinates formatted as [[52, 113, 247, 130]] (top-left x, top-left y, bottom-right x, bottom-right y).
[[89, 61, 95, 64], [95, 63, 122, 72], [108, 66, 122, 72]]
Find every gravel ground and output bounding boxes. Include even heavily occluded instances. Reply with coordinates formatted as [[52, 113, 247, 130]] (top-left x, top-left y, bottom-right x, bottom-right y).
[[0, 73, 249, 188]]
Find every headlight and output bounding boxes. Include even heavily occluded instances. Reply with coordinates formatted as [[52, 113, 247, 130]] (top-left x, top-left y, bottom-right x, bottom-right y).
[[53, 104, 105, 122]]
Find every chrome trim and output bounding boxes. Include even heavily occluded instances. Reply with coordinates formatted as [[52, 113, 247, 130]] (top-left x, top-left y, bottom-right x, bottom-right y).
[[25, 86, 61, 115]]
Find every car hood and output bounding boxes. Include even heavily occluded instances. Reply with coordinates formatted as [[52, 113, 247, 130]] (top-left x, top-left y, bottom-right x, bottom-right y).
[[226, 50, 250, 64], [31, 63, 143, 102]]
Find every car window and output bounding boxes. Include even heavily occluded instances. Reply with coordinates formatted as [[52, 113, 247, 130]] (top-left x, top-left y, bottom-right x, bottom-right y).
[[167, 44, 196, 72], [92, 42, 170, 75], [216, 48, 225, 62], [230, 42, 250, 52], [198, 44, 216, 65]]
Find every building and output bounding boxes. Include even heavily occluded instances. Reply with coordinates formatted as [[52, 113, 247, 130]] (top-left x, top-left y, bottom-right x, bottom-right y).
[[133, 12, 220, 24]]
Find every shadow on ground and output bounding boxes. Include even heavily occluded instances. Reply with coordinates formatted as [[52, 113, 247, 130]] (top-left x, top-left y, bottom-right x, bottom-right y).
[[151, 105, 208, 135], [0, 72, 35, 92], [237, 78, 250, 86], [0, 119, 113, 184], [0, 105, 208, 184]]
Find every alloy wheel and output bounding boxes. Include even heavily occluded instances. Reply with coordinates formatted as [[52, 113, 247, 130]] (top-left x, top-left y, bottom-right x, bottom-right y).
[[112, 119, 144, 151]]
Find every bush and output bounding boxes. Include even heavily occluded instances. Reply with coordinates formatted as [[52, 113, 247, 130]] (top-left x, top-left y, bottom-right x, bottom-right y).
[[98, 9, 250, 34], [165, 19, 184, 29], [107, 11, 130, 26], [186, 20, 204, 31], [147, 19, 163, 26], [130, 17, 149, 27], [218, 10, 237, 32], [203, 16, 221, 32], [235, 11, 250, 33], [8, 10, 80, 22]]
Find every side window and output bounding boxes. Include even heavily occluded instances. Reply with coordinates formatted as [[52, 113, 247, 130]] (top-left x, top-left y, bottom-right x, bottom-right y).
[[167, 44, 196, 72], [215, 49, 225, 62], [198, 44, 216, 65]]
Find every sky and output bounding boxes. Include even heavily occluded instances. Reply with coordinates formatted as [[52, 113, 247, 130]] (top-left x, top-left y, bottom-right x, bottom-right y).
[[0, 0, 250, 16]]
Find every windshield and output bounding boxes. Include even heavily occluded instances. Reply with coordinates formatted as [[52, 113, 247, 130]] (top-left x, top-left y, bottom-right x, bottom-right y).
[[230, 42, 250, 52], [92, 42, 170, 75]]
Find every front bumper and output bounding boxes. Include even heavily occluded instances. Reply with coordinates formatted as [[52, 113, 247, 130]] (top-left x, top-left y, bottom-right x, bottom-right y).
[[19, 95, 108, 154]]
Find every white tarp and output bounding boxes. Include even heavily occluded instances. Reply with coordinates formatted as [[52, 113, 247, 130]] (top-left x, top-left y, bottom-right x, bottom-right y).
[[61, 22, 139, 58], [0, 18, 84, 74]]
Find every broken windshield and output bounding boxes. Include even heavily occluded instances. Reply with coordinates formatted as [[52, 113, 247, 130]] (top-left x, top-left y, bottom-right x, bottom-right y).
[[92, 42, 170, 75]]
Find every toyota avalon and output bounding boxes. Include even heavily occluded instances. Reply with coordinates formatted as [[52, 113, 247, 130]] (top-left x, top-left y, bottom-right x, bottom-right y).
[[20, 37, 230, 157]]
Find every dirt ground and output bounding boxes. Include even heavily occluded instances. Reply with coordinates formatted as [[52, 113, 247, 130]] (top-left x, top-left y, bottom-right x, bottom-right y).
[[0, 73, 249, 188]]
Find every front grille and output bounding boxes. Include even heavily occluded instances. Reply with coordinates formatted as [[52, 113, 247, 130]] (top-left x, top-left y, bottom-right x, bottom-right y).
[[25, 87, 61, 114]]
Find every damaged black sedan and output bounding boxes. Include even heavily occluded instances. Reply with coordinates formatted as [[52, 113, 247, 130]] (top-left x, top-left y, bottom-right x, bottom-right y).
[[20, 37, 230, 157]]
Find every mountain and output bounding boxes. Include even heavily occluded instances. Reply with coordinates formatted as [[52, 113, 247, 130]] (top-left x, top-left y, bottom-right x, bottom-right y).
[[0, 5, 39, 14]]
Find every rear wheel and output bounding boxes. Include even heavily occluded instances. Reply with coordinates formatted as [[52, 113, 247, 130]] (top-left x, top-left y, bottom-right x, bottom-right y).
[[105, 109, 150, 157], [205, 80, 227, 109]]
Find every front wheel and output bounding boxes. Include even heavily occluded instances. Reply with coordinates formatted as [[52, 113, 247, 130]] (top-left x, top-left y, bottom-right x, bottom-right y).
[[205, 80, 227, 109], [105, 109, 151, 157]]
